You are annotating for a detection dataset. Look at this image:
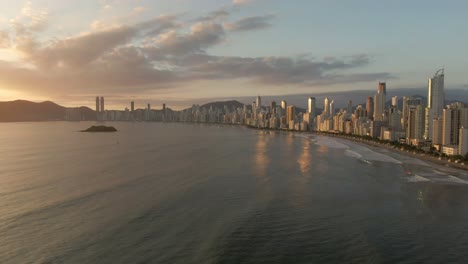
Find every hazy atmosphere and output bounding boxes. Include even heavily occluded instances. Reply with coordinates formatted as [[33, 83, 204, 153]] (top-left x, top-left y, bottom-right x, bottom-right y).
[[1, 0, 467, 109]]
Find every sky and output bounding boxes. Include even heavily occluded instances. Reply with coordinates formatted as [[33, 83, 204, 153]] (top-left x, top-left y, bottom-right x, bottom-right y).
[[0, 0, 467, 109]]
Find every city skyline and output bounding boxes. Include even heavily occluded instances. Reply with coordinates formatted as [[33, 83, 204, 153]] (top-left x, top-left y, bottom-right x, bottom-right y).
[[0, 0, 468, 109]]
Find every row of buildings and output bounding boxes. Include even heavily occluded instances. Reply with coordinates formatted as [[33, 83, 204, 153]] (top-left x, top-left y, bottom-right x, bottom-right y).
[[172, 69, 467, 157], [65, 70, 467, 157]]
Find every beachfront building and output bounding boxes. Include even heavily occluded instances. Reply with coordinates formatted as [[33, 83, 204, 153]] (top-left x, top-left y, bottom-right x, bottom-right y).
[[373, 82, 386, 121], [424, 69, 445, 140], [459, 127, 468, 157], [406, 102, 424, 146]]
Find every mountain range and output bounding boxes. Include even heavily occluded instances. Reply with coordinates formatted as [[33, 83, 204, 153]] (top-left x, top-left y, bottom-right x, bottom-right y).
[[0, 100, 95, 122], [1, 87, 466, 122]]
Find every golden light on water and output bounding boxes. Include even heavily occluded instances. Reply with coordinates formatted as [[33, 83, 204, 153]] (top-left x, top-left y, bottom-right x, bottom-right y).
[[254, 131, 270, 180]]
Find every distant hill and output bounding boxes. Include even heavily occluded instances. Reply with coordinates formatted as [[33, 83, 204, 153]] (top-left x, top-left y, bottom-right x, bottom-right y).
[[199, 100, 245, 110], [75, 106, 98, 121], [0, 100, 66, 122], [0, 100, 96, 122], [195, 99, 307, 114]]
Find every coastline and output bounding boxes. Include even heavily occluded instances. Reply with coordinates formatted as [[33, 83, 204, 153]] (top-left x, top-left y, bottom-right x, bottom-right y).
[[311, 132, 468, 172], [241, 124, 468, 172], [174, 122, 468, 172]]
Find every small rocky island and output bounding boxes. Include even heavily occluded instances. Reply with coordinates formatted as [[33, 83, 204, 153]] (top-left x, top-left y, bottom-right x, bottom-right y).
[[81, 125, 117, 132]]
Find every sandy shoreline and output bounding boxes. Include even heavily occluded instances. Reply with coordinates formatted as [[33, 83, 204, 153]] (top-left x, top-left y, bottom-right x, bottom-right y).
[[314, 132, 468, 172]]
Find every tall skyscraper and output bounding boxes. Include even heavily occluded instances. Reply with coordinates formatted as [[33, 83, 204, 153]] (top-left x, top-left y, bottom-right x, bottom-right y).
[[442, 103, 468, 146], [407, 105, 424, 143], [96, 97, 100, 113], [428, 69, 445, 117], [388, 106, 402, 131], [308, 97, 316, 116], [459, 127, 468, 156], [392, 96, 398, 107], [347, 100, 352, 113], [402, 96, 409, 129], [323, 97, 330, 116], [131, 101, 135, 112], [432, 118, 444, 145], [270, 101, 277, 114], [100, 97, 104, 112], [281, 100, 287, 110], [378, 82, 387, 95], [366, 96, 374, 119], [424, 69, 445, 140], [373, 82, 386, 121], [147, 103, 151, 111], [286, 105, 295, 127], [329, 100, 335, 117], [256, 96, 262, 109]]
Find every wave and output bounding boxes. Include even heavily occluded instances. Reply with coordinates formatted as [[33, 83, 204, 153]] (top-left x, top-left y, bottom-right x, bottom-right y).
[[406, 175, 431, 182], [313, 136, 402, 164]]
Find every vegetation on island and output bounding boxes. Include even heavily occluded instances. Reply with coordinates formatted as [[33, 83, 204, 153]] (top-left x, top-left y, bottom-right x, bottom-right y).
[[81, 125, 117, 132]]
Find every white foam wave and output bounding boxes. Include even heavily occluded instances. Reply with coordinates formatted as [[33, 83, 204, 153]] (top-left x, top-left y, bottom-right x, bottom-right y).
[[345, 149, 362, 158], [346, 144, 402, 164], [406, 175, 431, 182], [313, 136, 349, 149], [432, 175, 468, 185]]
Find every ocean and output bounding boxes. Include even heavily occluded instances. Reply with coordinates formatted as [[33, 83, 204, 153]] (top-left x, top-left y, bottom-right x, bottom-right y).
[[1, 122, 467, 263]]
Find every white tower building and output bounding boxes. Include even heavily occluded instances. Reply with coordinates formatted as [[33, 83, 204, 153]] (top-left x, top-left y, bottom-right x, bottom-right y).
[[425, 69, 445, 140]]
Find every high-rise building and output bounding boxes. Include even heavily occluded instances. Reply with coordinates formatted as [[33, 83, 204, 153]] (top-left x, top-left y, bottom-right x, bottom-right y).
[[392, 96, 398, 107], [432, 118, 444, 145], [442, 103, 468, 146], [323, 97, 330, 116], [347, 100, 352, 113], [378, 82, 386, 95], [373, 82, 386, 121], [388, 106, 402, 131], [425, 69, 445, 140], [281, 100, 287, 110], [428, 69, 445, 117], [308, 97, 316, 116], [459, 127, 468, 156], [406, 98, 424, 144], [131, 101, 135, 112], [256, 96, 262, 109], [286, 105, 295, 124], [402, 96, 409, 130], [270, 101, 277, 114], [353, 105, 366, 119], [95, 97, 100, 113], [100, 97, 104, 112], [145, 103, 151, 121], [366, 96, 373, 120], [329, 100, 335, 117]]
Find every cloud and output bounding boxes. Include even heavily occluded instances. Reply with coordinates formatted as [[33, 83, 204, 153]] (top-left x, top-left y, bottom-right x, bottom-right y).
[[0, 31, 10, 48], [150, 22, 225, 56], [183, 54, 393, 86], [0, 3, 393, 101], [233, 0, 254, 5], [225, 14, 275, 32], [10, 1, 49, 34], [21, 26, 137, 69], [194, 8, 230, 22], [137, 15, 181, 37]]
